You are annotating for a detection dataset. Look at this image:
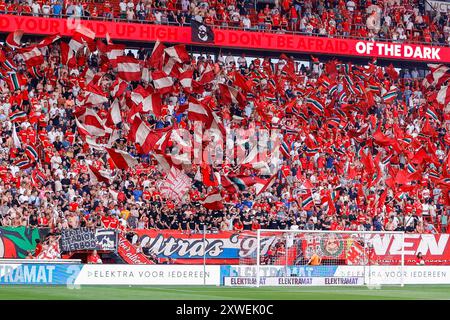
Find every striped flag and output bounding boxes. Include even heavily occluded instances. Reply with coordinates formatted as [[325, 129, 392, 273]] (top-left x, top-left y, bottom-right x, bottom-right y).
[[9, 110, 27, 122], [426, 106, 440, 122], [13, 158, 33, 170], [152, 70, 174, 94], [6, 30, 23, 49], [382, 88, 398, 104], [305, 97, 324, 115], [116, 56, 142, 82], [163, 44, 190, 64], [25, 145, 39, 162], [301, 194, 314, 210], [4, 72, 25, 91], [406, 163, 416, 174], [200, 189, 224, 210], [31, 168, 47, 186], [160, 166, 192, 202], [106, 148, 138, 170], [21, 47, 44, 67], [87, 165, 114, 184], [0, 58, 17, 71]]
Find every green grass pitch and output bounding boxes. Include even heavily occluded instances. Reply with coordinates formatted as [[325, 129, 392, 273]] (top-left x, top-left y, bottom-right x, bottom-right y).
[[0, 285, 449, 300]]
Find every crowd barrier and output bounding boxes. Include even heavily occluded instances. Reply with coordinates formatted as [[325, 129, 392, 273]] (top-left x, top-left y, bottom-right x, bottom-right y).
[[3, 228, 450, 265], [1, 263, 450, 285]]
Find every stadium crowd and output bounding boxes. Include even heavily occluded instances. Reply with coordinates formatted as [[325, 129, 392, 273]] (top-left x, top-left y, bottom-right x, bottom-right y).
[[0, 23, 448, 240], [0, 0, 448, 45]]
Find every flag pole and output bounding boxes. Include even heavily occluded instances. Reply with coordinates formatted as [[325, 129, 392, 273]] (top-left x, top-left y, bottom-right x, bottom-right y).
[[203, 224, 207, 285]]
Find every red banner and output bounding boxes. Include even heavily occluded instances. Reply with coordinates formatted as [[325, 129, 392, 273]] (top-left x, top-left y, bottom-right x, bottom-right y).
[[131, 230, 450, 265], [0, 15, 448, 63], [117, 233, 153, 264]]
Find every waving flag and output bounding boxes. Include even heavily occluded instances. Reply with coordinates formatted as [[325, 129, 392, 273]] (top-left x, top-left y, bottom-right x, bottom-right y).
[[106, 148, 138, 170], [306, 96, 324, 115], [179, 69, 193, 92], [200, 189, 224, 210], [6, 30, 23, 49], [148, 40, 166, 69], [164, 44, 190, 64], [152, 70, 174, 94], [21, 47, 44, 67], [160, 166, 192, 202], [87, 165, 114, 184], [117, 56, 142, 82], [128, 116, 171, 154], [69, 24, 96, 52]]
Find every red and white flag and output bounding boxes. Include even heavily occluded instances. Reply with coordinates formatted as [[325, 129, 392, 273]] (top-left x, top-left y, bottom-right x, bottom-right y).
[[105, 44, 125, 66], [106, 147, 138, 170], [179, 69, 193, 92], [117, 56, 142, 82], [198, 64, 215, 84], [75, 107, 106, 137], [184, 97, 212, 124], [110, 79, 128, 98], [163, 57, 182, 78], [218, 83, 246, 108], [87, 165, 114, 184], [128, 116, 171, 153], [69, 24, 96, 52], [6, 30, 23, 49], [200, 189, 224, 210], [21, 47, 44, 67], [37, 33, 61, 48], [437, 85, 450, 106], [60, 41, 76, 67], [160, 166, 192, 202], [163, 44, 190, 64], [148, 40, 166, 69], [152, 70, 174, 94], [108, 98, 122, 125], [84, 84, 109, 106], [142, 93, 163, 117]]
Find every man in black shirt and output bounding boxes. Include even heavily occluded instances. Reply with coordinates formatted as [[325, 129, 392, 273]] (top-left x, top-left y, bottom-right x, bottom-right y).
[[278, 217, 288, 230], [242, 212, 252, 230], [268, 217, 279, 229]]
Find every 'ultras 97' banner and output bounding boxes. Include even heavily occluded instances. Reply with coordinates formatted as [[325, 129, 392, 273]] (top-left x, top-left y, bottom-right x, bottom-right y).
[[130, 230, 450, 265], [0, 15, 447, 63]]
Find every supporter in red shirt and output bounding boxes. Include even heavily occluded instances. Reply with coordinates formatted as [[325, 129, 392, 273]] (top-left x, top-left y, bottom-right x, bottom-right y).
[[87, 250, 103, 264]]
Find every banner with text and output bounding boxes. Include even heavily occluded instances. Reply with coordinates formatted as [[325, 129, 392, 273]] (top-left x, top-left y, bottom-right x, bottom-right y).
[[425, 0, 450, 13], [0, 15, 447, 63], [131, 230, 450, 265], [221, 265, 450, 285], [60, 228, 118, 252]]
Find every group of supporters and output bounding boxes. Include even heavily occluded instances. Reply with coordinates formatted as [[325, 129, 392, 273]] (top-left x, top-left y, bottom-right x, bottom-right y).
[[0, 14, 448, 242], [0, 0, 448, 45]]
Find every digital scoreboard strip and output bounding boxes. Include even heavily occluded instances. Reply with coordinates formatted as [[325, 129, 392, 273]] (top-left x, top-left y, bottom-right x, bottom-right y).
[[223, 276, 364, 286]]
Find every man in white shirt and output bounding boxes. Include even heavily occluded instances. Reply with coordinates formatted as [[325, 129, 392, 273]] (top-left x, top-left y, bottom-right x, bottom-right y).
[[154, 10, 162, 24], [119, 0, 127, 18], [42, 2, 51, 17], [31, 2, 41, 16], [50, 154, 62, 170], [242, 15, 251, 30]]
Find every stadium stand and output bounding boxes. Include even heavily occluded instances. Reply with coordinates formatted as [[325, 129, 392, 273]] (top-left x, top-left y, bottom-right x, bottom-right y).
[[0, 0, 448, 265]]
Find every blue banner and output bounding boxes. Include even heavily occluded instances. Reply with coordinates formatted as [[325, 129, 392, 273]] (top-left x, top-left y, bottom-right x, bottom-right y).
[[0, 264, 83, 285]]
